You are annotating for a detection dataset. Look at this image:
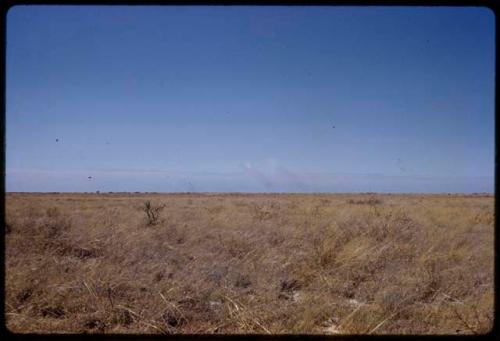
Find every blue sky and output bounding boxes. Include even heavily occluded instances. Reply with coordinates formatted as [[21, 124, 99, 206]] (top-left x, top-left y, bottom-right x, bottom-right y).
[[6, 6, 495, 193]]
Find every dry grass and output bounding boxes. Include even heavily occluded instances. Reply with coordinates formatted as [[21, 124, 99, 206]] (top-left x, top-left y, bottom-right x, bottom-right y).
[[4, 192, 494, 334]]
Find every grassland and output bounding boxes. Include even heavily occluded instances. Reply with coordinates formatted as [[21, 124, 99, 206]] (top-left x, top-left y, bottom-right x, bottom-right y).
[[4, 192, 494, 334]]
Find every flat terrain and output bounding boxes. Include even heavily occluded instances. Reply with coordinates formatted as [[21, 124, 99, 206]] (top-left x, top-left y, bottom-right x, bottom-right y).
[[5, 193, 494, 334]]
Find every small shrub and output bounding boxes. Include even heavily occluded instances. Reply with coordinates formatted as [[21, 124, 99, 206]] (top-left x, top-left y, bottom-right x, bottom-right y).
[[143, 201, 166, 226]]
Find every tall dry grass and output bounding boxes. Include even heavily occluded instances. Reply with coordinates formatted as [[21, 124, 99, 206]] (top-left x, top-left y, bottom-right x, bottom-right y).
[[4, 193, 494, 334]]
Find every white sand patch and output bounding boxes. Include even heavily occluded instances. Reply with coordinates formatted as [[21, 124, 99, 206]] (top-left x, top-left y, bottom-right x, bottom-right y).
[[348, 298, 366, 307]]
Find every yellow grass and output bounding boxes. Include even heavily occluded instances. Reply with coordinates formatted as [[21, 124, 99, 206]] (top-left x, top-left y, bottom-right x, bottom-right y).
[[4, 192, 494, 334]]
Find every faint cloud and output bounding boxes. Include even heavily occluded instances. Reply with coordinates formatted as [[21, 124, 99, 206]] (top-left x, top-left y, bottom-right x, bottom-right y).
[[243, 158, 310, 192], [241, 162, 275, 190], [272, 162, 309, 192]]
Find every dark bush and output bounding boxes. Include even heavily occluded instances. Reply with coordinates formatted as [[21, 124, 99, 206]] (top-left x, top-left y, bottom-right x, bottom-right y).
[[143, 201, 166, 226]]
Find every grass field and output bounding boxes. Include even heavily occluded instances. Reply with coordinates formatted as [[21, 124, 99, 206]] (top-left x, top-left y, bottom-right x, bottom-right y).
[[4, 192, 494, 334]]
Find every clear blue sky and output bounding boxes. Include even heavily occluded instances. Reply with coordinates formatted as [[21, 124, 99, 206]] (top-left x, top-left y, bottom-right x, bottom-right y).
[[6, 6, 495, 193]]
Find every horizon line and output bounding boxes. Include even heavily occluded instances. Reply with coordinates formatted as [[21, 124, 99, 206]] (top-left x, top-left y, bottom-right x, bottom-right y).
[[5, 191, 494, 195]]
